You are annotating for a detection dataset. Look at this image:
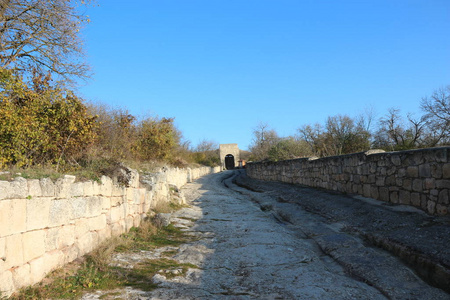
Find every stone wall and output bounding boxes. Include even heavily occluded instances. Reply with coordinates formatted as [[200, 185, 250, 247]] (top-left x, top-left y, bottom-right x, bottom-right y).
[[246, 147, 450, 216], [0, 166, 221, 297]]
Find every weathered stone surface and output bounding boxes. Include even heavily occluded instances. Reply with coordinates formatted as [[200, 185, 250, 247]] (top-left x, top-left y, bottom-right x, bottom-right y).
[[39, 178, 55, 197], [22, 230, 46, 262], [436, 180, 450, 189], [411, 193, 421, 207], [443, 163, 450, 179], [88, 215, 107, 232], [412, 179, 423, 192], [49, 199, 72, 226], [27, 179, 42, 197], [29, 256, 46, 283], [12, 264, 32, 290], [26, 197, 51, 231], [9, 177, 28, 199], [419, 164, 431, 178], [0, 269, 14, 297], [0, 181, 9, 200], [5, 234, 24, 269], [55, 175, 76, 198], [70, 182, 84, 197], [399, 191, 411, 205], [438, 190, 449, 205], [74, 218, 90, 239], [406, 166, 418, 178]]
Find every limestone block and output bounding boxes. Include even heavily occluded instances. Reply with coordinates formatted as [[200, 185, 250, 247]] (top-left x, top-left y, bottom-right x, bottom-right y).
[[39, 178, 55, 197], [438, 190, 449, 205], [62, 244, 79, 264], [86, 196, 103, 218], [97, 226, 112, 243], [412, 179, 423, 192], [70, 197, 87, 219], [443, 164, 450, 179], [112, 184, 125, 197], [406, 166, 418, 178], [76, 231, 99, 255], [390, 191, 399, 204], [55, 175, 76, 198], [0, 200, 12, 237], [0, 199, 26, 236], [49, 199, 71, 227], [370, 186, 379, 199], [7, 177, 28, 199], [421, 195, 428, 211], [125, 215, 134, 231], [92, 181, 100, 195], [70, 182, 84, 197], [100, 176, 113, 197], [22, 230, 46, 262], [363, 184, 371, 198], [29, 256, 46, 283], [436, 204, 448, 216], [399, 190, 411, 205], [436, 180, 450, 189], [109, 205, 123, 224], [402, 179, 412, 191], [410, 193, 421, 207], [419, 164, 431, 178], [111, 222, 125, 237], [83, 181, 94, 196], [0, 181, 9, 200], [379, 187, 389, 202], [74, 218, 90, 239], [5, 234, 24, 269], [0, 237, 5, 272], [431, 164, 443, 179], [26, 197, 51, 231], [128, 168, 140, 188], [27, 179, 42, 197], [424, 178, 436, 190], [133, 215, 141, 227], [12, 263, 32, 291], [57, 225, 75, 249], [375, 176, 385, 186], [126, 187, 134, 201], [0, 269, 14, 298], [43, 250, 64, 272], [88, 214, 107, 231], [427, 200, 436, 214]]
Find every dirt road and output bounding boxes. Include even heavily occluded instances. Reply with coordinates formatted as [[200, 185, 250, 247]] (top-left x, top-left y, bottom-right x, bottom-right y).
[[84, 170, 450, 299]]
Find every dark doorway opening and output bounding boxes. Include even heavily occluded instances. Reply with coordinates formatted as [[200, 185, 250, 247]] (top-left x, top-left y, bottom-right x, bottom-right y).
[[225, 154, 235, 170]]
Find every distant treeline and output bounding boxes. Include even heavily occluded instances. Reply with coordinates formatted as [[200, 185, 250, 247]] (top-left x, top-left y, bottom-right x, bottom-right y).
[[249, 86, 450, 162]]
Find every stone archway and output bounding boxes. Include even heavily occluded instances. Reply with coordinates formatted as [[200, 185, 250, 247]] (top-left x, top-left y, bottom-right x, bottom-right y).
[[219, 144, 240, 170], [225, 154, 235, 170]]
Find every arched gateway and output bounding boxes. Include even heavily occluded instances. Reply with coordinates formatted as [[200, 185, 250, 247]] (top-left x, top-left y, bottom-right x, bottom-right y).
[[219, 144, 240, 170]]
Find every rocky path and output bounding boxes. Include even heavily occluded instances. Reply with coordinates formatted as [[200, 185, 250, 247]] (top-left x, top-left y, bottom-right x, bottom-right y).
[[84, 170, 449, 299]]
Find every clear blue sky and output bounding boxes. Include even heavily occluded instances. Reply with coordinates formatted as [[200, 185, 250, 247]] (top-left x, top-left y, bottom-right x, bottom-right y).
[[79, 0, 450, 151]]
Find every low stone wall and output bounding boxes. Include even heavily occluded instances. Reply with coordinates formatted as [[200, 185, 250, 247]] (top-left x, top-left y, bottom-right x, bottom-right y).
[[0, 166, 221, 297], [246, 147, 450, 216]]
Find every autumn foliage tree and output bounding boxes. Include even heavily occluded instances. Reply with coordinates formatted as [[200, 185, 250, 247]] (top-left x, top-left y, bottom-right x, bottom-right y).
[[0, 68, 97, 169]]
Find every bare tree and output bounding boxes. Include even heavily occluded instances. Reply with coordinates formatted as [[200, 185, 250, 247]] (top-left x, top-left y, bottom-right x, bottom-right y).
[[421, 86, 450, 145], [0, 0, 91, 83], [249, 122, 279, 161], [373, 108, 428, 151]]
